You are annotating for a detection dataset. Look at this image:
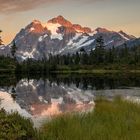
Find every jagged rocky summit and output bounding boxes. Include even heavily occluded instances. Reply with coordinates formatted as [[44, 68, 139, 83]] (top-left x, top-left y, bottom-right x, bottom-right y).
[[1, 15, 139, 61]]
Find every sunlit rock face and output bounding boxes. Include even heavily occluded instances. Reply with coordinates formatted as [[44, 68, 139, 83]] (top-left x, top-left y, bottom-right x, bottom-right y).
[[0, 15, 137, 61]]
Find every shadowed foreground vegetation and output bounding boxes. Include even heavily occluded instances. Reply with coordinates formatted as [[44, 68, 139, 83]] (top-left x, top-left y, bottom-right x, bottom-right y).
[[1, 98, 140, 140], [0, 109, 36, 140]]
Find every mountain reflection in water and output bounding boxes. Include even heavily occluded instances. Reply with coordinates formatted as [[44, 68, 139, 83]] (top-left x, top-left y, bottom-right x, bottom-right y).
[[0, 79, 95, 127], [0, 75, 140, 127]]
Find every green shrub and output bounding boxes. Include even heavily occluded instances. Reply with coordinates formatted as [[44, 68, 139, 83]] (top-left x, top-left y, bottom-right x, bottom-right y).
[[0, 109, 37, 140]]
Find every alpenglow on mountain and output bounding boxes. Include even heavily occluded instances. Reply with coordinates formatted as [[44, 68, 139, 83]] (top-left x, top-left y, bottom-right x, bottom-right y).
[[0, 15, 138, 61]]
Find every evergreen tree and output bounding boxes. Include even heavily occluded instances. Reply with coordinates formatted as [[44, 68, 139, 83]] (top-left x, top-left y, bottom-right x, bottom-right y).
[[79, 48, 88, 65], [75, 52, 80, 65], [95, 36, 105, 64], [105, 48, 113, 63], [80, 48, 86, 53], [112, 46, 116, 63], [89, 49, 95, 64], [124, 43, 129, 63], [0, 30, 3, 45], [11, 41, 17, 58]]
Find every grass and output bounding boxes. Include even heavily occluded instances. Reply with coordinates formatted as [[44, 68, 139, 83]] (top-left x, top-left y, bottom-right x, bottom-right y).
[[38, 97, 140, 140], [1, 98, 140, 140], [53, 69, 140, 74], [52, 64, 140, 74]]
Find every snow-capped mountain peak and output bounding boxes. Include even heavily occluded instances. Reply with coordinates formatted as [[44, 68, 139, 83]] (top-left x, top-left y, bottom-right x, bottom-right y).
[[1, 15, 137, 61], [32, 19, 41, 24], [48, 15, 73, 27], [95, 27, 112, 33], [45, 23, 63, 40]]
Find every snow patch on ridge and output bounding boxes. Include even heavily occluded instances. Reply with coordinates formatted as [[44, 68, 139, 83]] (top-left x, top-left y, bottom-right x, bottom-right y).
[[30, 27, 35, 32], [19, 48, 37, 60], [89, 30, 98, 36], [118, 32, 130, 41], [44, 23, 63, 40], [44, 34, 48, 38], [67, 33, 94, 51], [67, 33, 82, 46], [105, 40, 114, 46], [0, 46, 5, 50], [38, 36, 43, 42], [75, 29, 84, 33], [71, 36, 89, 49], [38, 34, 48, 42], [77, 39, 95, 49]]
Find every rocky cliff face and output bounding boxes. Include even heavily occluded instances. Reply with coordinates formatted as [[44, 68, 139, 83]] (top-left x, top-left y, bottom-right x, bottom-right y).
[[0, 15, 137, 61]]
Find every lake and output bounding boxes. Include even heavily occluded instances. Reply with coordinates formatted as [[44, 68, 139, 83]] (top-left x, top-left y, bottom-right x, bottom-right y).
[[0, 73, 140, 127]]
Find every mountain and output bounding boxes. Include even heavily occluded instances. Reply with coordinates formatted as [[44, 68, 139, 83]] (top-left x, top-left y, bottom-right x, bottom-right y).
[[0, 45, 11, 56], [0, 15, 138, 61]]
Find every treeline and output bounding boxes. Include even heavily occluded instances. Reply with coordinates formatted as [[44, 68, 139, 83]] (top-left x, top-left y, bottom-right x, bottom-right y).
[[45, 36, 140, 66], [0, 56, 16, 73], [0, 36, 140, 74], [15, 36, 140, 74], [46, 45, 140, 66]]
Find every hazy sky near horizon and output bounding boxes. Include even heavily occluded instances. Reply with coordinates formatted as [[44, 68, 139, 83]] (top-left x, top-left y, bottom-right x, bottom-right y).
[[0, 0, 140, 44]]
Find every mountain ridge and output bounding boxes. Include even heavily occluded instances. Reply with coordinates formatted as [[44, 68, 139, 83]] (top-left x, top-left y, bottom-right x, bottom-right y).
[[0, 15, 138, 61]]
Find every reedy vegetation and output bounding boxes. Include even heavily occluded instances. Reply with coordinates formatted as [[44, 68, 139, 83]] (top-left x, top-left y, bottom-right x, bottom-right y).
[[38, 97, 140, 140], [1, 98, 140, 140]]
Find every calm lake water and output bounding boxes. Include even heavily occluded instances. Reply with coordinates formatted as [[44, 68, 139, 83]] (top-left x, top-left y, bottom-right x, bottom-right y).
[[0, 73, 140, 127]]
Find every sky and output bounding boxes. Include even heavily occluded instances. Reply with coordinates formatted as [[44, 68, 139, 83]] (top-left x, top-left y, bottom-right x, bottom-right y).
[[0, 0, 140, 45]]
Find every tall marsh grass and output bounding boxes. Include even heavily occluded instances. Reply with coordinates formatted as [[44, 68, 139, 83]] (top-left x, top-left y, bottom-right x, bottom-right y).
[[1, 98, 140, 140], [38, 98, 140, 140]]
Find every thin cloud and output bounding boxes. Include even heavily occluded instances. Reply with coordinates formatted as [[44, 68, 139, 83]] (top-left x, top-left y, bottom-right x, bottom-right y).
[[0, 0, 107, 14], [0, 0, 60, 14]]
